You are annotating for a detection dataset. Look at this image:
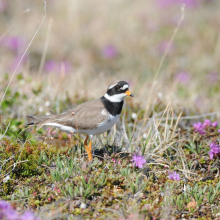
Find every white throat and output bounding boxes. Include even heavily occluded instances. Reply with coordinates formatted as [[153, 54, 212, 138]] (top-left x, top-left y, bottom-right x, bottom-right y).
[[104, 93, 126, 102]]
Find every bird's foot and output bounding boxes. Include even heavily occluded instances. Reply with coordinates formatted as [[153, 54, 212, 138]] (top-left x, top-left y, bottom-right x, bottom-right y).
[[84, 136, 93, 162]]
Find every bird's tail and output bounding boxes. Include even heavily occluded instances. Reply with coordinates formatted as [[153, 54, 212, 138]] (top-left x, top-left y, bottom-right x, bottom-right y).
[[26, 110, 57, 130]]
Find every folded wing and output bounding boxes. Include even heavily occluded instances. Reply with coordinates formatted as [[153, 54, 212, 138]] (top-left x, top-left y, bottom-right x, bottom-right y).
[[26, 98, 110, 130]]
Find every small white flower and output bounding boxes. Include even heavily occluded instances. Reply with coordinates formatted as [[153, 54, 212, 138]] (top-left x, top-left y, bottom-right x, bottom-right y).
[[131, 113, 137, 119], [143, 133, 147, 139], [3, 175, 10, 183], [45, 101, 50, 107], [80, 202, 87, 209], [46, 112, 50, 115], [158, 92, 163, 98], [38, 107, 43, 112]]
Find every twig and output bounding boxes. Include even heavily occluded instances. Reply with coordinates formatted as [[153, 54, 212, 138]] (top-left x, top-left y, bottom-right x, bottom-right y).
[[0, 0, 47, 107], [1, 160, 29, 181], [0, 122, 11, 141], [38, 17, 53, 77], [142, 4, 185, 125]]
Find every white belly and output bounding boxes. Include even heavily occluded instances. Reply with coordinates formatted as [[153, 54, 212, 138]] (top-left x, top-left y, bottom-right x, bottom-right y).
[[46, 114, 120, 136]]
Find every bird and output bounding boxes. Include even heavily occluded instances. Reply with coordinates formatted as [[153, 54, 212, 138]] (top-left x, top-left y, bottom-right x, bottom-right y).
[[26, 80, 134, 161]]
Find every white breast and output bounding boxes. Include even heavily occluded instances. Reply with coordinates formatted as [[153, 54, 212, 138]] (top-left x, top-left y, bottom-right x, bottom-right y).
[[95, 114, 120, 135]]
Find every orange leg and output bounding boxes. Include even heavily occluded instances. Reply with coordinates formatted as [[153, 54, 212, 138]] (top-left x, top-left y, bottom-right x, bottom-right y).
[[84, 135, 93, 162]]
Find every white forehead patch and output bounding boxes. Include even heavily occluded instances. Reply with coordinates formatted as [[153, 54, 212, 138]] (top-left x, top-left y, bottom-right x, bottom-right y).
[[120, 84, 129, 90], [108, 83, 117, 89], [108, 84, 129, 90]]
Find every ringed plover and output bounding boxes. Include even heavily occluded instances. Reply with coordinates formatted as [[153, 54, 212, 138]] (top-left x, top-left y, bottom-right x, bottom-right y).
[[26, 80, 134, 161]]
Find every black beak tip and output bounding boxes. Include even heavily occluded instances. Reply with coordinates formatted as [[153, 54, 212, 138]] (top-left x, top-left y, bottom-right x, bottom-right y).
[[130, 93, 134, 97]]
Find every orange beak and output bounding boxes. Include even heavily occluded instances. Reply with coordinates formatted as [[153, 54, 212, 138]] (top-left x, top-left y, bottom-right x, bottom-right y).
[[125, 90, 134, 97]]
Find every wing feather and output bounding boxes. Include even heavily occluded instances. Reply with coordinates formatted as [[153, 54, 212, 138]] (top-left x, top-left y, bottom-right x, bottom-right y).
[[26, 98, 110, 130]]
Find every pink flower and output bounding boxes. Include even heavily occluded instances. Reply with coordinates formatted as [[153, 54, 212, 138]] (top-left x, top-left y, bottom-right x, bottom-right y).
[[0, 0, 8, 12], [208, 141, 220, 160], [131, 153, 146, 169], [0, 200, 40, 220], [1, 36, 24, 52], [212, 121, 218, 127], [193, 122, 205, 135], [158, 40, 174, 54], [102, 44, 118, 59], [48, 197, 51, 201], [47, 128, 52, 136], [112, 158, 116, 165], [44, 60, 71, 73], [193, 119, 219, 135], [175, 72, 190, 85], [203, 119, 211, 127], [168, 171, 181, 181], [157, 0, 197, 8], [20, 211, 40, 220]]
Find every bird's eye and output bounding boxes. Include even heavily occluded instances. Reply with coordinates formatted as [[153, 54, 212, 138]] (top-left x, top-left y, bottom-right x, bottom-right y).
[[115, 86, 120, 91]]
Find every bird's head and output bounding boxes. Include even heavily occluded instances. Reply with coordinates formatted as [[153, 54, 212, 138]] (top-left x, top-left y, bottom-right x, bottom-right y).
[[104, 80, 134, 102]]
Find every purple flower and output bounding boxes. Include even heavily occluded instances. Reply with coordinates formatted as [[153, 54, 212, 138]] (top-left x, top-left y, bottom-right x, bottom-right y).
[[158, 41, 174, 54], [131, 153, 146, 169], [0, 0, 7, 12], [175, 72, 190, 85], [5, 209, 20, 220], [203, 119, 212, 127], [193, 119, 219, 135], [1, 36, 24, 52], [212, 121, 218, 127], [208, 141, 220, 160], [0, 200, 11, 210], [157, 0, 197, 8], [47, 128, 52, 136], [168, 171, 181, 181], [20, 211, 40, 220], [101, 44, 118, 59], [0, 200, 40, 220], [44, 60, 71, 73], [193, 122, 205, 135]]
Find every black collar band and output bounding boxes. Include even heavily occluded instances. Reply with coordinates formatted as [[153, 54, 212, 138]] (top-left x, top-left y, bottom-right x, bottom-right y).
[[101, 96, 124, 116]]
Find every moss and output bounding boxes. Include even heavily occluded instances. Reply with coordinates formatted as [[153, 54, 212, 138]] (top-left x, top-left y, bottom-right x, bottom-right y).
[[2, 180, 14, 195]]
